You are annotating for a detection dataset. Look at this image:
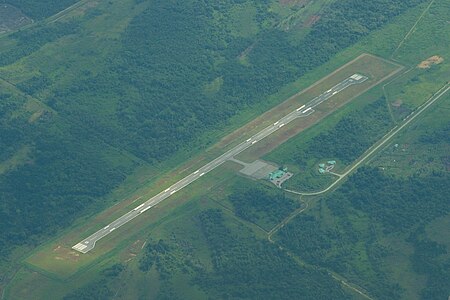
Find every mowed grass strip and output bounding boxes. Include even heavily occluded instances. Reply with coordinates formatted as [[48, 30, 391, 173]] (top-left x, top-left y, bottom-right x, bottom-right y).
[[25, 162, 240, 278], [25, 54, 401, 278], [235, 53, 402, 162]]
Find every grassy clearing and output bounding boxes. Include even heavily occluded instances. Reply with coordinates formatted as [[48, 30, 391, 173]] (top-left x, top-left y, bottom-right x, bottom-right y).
[[24, 53, 401, 279], [369, 92, 449, 177], [5, 1, 449, 298], [25, 161, 240, 278], [235, 54, 402, 163]]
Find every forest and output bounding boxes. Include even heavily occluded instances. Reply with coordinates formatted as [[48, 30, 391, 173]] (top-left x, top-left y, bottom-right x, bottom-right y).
[[0, 0, 427, 261], [133, 209, 350, 299], [228, 184, 300, 230], [297, 96, 393, 166], [277, 167, 450, 299], [4, 0, 78, 19]]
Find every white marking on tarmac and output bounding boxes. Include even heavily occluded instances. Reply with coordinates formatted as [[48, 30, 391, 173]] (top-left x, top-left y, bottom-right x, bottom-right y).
[[72, 74, 370, 254], [134, 203, 145, 211], [141, 206, 152, 213], [296, 105, 306, 111]]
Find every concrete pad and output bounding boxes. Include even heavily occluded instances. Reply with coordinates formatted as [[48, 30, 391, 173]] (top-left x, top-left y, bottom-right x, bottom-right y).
[[237, 159, 278, 179]]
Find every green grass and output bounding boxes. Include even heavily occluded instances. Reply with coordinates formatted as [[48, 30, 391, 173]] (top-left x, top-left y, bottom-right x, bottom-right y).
[[3, 1, 450, 299], [227, 3, 259, 37], [283, 166, 337, 192], [369, 92, 449, 177]]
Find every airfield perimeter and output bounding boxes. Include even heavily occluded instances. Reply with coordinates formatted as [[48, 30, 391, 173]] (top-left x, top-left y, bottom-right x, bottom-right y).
[[26, 54, 405, 278], [72, 74, 368, 254]]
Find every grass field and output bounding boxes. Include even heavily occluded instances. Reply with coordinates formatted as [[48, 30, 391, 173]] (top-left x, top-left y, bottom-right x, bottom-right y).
[[369, 92, 449, 177], [22, 53, 403, 279], [4, 0, 450, 298], [272, 88, 450, 299], [234, 54, 402, 163], [24, 161, 242, 279]]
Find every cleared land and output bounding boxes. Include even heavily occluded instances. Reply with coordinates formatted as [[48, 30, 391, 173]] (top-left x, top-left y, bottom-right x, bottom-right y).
[[0, 4, 33, 34], [71, 72, 368, 254], [235, 54, 402, 162], [24, 53, 402, 278]]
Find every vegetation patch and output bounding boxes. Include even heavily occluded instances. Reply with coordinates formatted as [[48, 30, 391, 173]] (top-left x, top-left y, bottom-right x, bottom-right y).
[[228, 184, 301, 231], [194, 209, 350, 299], [276, 167, 450, 299], [0, 4, 33, 33], [235, 53, 401, 163], [4, 0, 78, 20], [266, 95, 393, 191], [371, 93, 449, 177]]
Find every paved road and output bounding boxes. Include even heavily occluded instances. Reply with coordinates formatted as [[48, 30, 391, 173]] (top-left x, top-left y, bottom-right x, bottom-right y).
[[72, 74, 368, 253], [284, 82, 450, 197]]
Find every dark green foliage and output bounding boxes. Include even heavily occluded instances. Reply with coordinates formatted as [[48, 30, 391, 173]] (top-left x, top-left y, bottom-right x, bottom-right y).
[[139, 239, 172, 273], [16, 75, 52, 95], [0, 21, 79, 66], [63, 279, 113, 300], [196, 209, 350, 299], [0, 110, 134, 257], [139, 237, 203, 284], [47, 0, 424, 164], [228, 184, 300, 230], [277, 167, 450, 299], [408, 228, 450, 300], [101, 263, 125, 278], [419, 123, 450, 144], [337, 167, 450, 232], [0, 93, 26, 160], [5, 0, 78, 20], [299, 97, 392, 166]]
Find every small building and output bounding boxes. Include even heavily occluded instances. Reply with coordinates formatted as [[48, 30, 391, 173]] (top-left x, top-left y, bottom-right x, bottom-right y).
[[318, 168, 325, 174], [327, 160, 336, 165], [319, 163, 325, 168], [269, 169, 285, 181]]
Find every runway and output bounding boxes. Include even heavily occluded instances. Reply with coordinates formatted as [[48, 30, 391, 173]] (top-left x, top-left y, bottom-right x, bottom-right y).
[[72, 73, 368, 254]]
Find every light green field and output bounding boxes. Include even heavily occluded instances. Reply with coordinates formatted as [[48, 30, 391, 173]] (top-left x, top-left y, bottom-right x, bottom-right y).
[[24, 52, 402, 280], [235, 54, 402, 163], [24, 161, 241, 279], [4, 0, 450, 299], [369, 92, 449, 177]]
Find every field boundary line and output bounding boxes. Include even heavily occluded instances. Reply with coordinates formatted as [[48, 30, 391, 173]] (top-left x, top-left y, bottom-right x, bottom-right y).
[[281, 82, 449, 197], [267, 197, 374, 300], [392, 0, 435, 58], [48, 0, 91, 23]]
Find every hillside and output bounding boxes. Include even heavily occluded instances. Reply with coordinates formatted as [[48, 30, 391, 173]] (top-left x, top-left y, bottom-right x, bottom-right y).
[[1, 0, 448, 299]]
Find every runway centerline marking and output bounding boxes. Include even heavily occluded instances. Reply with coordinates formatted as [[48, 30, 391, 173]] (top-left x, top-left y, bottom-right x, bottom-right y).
[[72, 74, 368, 253]]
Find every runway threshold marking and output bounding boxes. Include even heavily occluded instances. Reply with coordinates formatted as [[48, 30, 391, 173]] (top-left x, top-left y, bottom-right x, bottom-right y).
[[72, 74, 368, 253]]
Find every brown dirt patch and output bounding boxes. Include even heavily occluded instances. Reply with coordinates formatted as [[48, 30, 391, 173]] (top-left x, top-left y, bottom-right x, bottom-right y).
[[51, 245, 81, 262], [121, 239, 145, 262], [304, 15, 321, 27], [418, 55, 444, 69], [392, 99, 403, 107]]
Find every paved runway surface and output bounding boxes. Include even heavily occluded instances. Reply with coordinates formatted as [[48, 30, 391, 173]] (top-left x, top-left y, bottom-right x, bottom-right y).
[[72, 74, 368, 254]]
